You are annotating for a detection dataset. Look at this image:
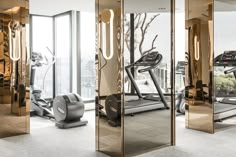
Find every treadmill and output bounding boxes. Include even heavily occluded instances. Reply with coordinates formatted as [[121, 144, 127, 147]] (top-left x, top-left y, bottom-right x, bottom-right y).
[[214, 50, 236, 121], [124, 51, 169, 115]]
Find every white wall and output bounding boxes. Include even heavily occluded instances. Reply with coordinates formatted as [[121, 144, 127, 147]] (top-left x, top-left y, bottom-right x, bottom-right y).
[[30, 0, 95, 15]]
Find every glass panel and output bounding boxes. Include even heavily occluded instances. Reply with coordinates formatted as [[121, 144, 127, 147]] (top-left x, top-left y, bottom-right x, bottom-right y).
[[185, 0, 214, 133], [31, 16, 53, 98], [55, 14, 71, 95], [81, 12, 96, 101], [0, 0, 30, 138], [96, 0, 123, 156], [214, 0, 236, 131], [124, 0, 173, 156]]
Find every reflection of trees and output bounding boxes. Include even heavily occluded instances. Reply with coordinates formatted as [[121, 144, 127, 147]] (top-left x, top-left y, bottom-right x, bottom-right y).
[[215, 75, 236, 96], [82, 59, 95, 98], [86, 60, 95, 76]]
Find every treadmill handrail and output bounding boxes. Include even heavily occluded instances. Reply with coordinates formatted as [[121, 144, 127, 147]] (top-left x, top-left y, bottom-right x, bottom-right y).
[[224, 67, 236, 74]]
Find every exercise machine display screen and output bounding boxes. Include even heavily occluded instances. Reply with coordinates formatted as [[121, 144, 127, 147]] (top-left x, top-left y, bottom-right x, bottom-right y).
[[215, 50, 236, 66]]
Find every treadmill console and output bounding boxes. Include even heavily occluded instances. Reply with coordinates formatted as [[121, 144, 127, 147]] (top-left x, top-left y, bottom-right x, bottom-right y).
[[215, 50, 236, 66], [143, 51, 160, 62]]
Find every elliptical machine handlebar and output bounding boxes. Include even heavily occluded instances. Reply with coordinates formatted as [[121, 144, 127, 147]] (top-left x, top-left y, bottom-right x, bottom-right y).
[[31, 47, 56, 68], [31, 52, 49, 67]]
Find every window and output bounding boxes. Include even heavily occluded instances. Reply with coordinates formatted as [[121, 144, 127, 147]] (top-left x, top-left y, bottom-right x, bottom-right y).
[[31, 16, 53, 98], [54, 13, 72, 95], [31, 12, 95, 106], [80, 12, 95, 101]]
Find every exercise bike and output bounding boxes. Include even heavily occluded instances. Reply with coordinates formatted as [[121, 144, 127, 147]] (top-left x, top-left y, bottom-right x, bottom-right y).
[[30, 48, 88, 128]]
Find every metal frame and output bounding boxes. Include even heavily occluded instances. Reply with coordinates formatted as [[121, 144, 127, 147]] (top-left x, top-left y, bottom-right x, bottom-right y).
[[76, 11, 81, 95], [171, 0, 176, 145], [130, 13, 135, 94]]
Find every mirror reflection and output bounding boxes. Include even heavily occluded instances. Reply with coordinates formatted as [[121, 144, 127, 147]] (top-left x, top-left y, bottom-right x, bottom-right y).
[[96, 0, 123, 156], [124, 0, 173, 156], [214, 0, 236, 131], [185, 0, 214, 133], [0, 0, 30, 138]]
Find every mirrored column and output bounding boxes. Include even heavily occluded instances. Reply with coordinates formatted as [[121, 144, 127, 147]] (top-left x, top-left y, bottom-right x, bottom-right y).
[[185, 0, 214, 133], [0, 0, 30, 138], [96, 0, 175, 156]]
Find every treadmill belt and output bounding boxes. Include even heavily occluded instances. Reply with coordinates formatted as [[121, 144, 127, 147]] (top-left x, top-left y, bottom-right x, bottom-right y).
[[125, 99, 163, 109], [214, 103, 236, 114], [221, 98, 236, 105], [125, 99, 168, 115]]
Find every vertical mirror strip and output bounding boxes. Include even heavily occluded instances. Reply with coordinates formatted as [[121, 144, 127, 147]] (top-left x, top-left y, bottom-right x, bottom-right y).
[[96, 0, 123, 156], [185, 0, 214, 133], [0, 0, 30, 138]]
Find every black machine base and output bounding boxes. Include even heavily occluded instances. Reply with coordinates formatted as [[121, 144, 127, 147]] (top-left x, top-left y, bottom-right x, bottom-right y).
[[55, 119, 88, 129]]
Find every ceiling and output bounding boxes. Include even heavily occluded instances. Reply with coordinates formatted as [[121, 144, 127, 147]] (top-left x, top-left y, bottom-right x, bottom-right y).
[[30, 0, 95, 16], [215, 0, 236, 11], [97, 0, 175, 13], [186, 0, 211, 20], [31, 0, 178, 16], [124, 0, 172, 13], [2, 0, 236, 17], [1, 0, 181, 16]]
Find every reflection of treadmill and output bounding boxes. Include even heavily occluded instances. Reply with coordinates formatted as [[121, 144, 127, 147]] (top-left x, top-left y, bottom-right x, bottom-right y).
[[175, 61, 185, 114], [125, 51, 169, 115], [214, 50, 236, 121]]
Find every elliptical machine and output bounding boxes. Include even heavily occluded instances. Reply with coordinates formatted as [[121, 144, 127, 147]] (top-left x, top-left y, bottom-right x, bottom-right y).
[[53, 93, 88, 128], [30, 48, 87, 128], [30, 49, 54, 117]]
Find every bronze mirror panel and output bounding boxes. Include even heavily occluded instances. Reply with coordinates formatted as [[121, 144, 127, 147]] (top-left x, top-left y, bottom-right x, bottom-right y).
[[0, 0, 30, 138], [185, 0, 214, 133], [95, 0, 123, 156]]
